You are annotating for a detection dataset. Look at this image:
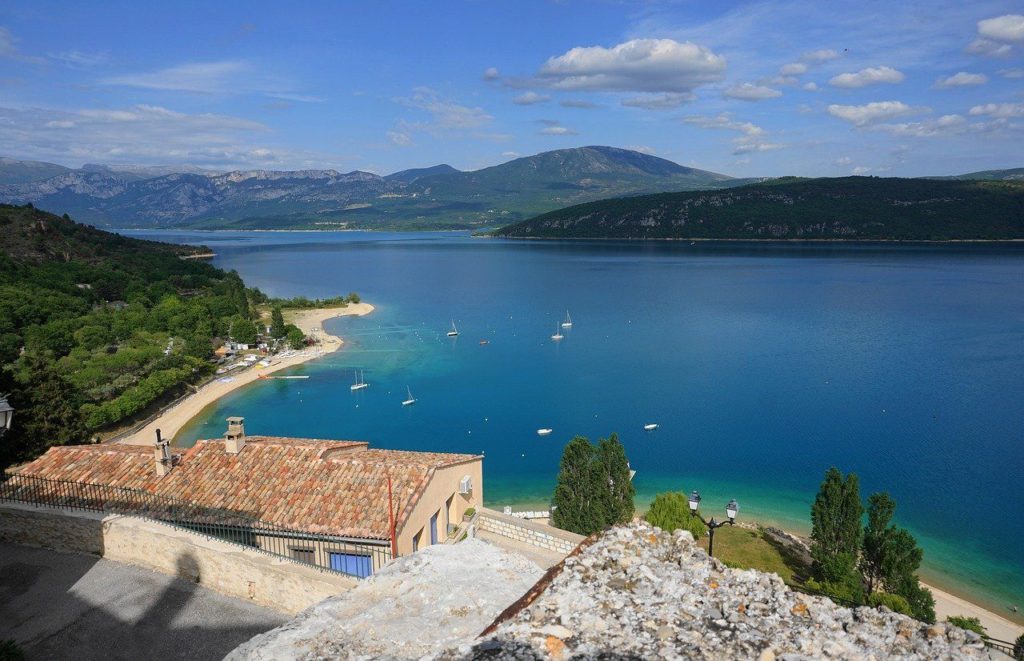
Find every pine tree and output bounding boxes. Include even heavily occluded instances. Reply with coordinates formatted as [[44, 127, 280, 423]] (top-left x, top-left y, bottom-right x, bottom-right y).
[[270, 306, 286, 339], [810, 467, 863, 586], [596, 433, 635, 525], [861, 492, 896, 595]]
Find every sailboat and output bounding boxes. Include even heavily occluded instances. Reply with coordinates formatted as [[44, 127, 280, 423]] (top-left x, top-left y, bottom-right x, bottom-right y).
[[561, 310, 573, 328], [402, 386, 417, 406], [643, 423, 659, 431], [350, 370, 368, 391], [447, 320, 459, 337], [551, 323, 564, 341]]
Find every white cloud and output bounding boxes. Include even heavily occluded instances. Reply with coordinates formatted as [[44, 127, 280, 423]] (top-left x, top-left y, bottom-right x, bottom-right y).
[[0, 103, 317, 169], [829, 66, 904, 88], [48, 50, 109, 68], [396, 87, 493, 134], [852, 166, 872, 175], [803, 82, 819, 91], [779, 62, 808, 76], [827, 101, 922, 126], [537, 38, 726, 93], [998, 68, 1024, 78], [540, 125, 578, 136], [104, 60, 252, 93], [682, 113, 764, 136], [501, 151, 520, 158], [559, 99, 599, 109], [723, 83, 782, 101], [621, 92, 694, 109], [387, 130, 412, 146], [512, 91, 551, 105], [933, 72, 988, 89], [482, 67, 500, 81], [731, 138, 783, 154], [834, 156, 852, 166], [978, 14, 1024, 42], [0, 26, 44, 64], [801, 49, 840, 63], [625, 145, 656, 154], [968, 103, 1024, 118], [871, 115, 968, 137], [967, 38, 1012, 57]]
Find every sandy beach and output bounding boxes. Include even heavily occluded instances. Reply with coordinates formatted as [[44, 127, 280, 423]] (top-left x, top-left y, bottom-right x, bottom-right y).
[[117, 303, 373, 447]]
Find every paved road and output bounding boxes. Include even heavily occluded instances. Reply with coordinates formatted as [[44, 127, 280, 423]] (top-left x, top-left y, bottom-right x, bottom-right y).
[[0, 542, 286, 660]]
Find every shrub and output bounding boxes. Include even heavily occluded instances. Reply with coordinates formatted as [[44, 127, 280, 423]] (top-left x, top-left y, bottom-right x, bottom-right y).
[[1012, 633, 1023, 660], [0, 639, 26, 660], [463, 507, 476, 519], [868, 592, 913, 616], [644, 492, 708, 539], [946, 615, 987, 637]]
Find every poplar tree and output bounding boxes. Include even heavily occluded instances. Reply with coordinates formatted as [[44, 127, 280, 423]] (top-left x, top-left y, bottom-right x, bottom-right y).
[[270, 306, 286, 339], [861, 492, 896, 595], [596, 433, 635, 525], [810, 467, 863, 587]]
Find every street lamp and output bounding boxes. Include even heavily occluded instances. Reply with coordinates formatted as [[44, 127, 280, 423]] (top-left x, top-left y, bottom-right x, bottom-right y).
[[0, 394, 14, 436], [688, 490, 739, 558]]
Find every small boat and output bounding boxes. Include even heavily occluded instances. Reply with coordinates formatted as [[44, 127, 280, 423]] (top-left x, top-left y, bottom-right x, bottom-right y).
[[551, 323, 564, 341], [402, 386, 417, 406], [537, 428, 553, 436], [350, 370, 368, 391], [447, 320, 459, 337], [561, 310, 573, 328], [479, 339, 489, 345], [644, 423, 659, 431]]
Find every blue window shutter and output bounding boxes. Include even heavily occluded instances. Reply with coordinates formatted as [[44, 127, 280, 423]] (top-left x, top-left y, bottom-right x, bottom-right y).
[[430, 511, 438, 545], [329, 552, 372, 578]]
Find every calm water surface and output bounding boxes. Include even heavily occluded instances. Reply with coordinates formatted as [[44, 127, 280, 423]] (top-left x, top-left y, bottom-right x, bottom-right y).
[[122, 230, 1024, 618]]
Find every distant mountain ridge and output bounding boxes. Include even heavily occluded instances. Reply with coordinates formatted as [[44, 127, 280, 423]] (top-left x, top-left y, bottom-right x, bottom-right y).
[[493, 177, 1024, 241], [0, 148, 731, 230]]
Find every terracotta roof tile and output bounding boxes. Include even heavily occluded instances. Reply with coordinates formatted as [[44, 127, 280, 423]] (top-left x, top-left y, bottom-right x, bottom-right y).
[[12, 436, 480, 541]]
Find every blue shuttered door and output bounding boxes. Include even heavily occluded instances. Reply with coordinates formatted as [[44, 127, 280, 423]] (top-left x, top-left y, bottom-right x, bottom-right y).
[[430, 511, 438, 545], [329, 552, 372, 578]]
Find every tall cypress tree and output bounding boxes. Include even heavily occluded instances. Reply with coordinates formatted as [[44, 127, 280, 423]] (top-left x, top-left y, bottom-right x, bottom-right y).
[[551, 436, 604, 535], [596, 433, 635, 525], [810, 467, 863, 585], [270, 306, 286, 339]]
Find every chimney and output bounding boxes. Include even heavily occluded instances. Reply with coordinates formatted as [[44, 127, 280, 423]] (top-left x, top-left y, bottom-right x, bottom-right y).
[[224, 416, 246, 454], [154, 429, 172, 477]]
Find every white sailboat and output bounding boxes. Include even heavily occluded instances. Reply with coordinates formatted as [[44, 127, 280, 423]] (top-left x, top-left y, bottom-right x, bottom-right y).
[[350, 370, 368, 391], [644, 423, 659, 431], [402, 386, 417, 406], [551, 323, 564, 341], [561, 310, 573, 328], [537, 428, 553, 436], [447, 320, 459, 337]]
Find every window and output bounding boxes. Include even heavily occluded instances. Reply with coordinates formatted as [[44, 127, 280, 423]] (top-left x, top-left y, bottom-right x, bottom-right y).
[[413, 529, 422, 552], [290, 547, 315, 564], [430, 510, 439, 545], [328, 552, 372, 578]]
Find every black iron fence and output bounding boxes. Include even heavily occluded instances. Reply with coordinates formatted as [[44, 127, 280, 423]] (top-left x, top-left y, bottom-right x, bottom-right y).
[[0, 473, 392, 579]]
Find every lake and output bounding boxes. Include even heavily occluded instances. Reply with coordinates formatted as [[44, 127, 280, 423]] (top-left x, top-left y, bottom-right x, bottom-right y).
[[121, 229, 1024, 619]]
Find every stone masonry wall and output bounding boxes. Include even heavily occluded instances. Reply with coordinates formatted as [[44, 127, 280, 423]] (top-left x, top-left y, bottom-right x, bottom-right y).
[[476, 508, 584, 555], [0, 503, 356, 614]]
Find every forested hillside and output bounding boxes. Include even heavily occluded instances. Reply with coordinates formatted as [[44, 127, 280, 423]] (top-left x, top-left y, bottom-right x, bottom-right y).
[[0, 204, 264, 467], [493, 177, 1024, 241]]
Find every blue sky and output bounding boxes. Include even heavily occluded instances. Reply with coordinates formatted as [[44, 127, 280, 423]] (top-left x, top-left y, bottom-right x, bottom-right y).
[[1, 1, 1022, 177]]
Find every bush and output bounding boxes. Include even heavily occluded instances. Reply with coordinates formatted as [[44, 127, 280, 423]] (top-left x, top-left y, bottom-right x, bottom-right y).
[[0, 639, 26, 660], [946, 615, 987, 637], [644, 492, 708, 539], [1012, 633, 1023, 660], [868, 592, 913, 616], [463, 507, 476, 519]]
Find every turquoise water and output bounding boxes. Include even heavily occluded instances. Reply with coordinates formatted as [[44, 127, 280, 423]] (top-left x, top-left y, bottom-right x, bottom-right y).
[[122, 230, 1023, 619]]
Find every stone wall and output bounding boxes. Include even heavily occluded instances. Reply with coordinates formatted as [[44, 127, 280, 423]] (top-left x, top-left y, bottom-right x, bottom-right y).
[[0, 503, 356, 614], [476, 507, 584, 555]]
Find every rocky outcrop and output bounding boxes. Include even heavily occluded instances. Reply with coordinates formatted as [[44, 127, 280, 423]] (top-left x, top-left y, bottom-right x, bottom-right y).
[[449, 523, 997, 660], [226, 539, 543, 660]]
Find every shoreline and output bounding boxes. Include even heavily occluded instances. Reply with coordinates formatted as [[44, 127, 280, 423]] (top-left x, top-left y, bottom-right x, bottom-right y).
[[116, 302, 374, 447]]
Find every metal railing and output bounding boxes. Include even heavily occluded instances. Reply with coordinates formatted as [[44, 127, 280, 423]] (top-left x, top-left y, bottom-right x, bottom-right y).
[[0, 473, 392, 579]]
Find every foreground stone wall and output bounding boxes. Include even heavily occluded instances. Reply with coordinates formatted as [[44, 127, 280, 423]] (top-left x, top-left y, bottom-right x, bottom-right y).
[[0, 503, 355, 614], [476, 508, 584, 555]]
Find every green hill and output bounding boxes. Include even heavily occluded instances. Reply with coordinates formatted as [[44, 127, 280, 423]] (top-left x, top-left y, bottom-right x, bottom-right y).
[[492, 177, 1024, 241], [0, 204, 260, 467], [0, 157, 72, 185], [924, 168, 1024, 182]]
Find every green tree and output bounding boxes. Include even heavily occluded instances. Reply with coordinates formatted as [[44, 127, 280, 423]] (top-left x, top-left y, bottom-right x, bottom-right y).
[[270, 306, 286, 339], [1012, 633, 1023, 660], [595, 433, 635, 525], [230, 317, 258, 345], [861, 492, 896, 595], [947, 615, 986, 637], [286, 326, 306, 350], [810, 467, 863, 587], [346, 292, 360, 304], [896, 577, 936, 623], [867, 592, 913, 616], [551, 436, 607, 535], [0, 353, 89, 470], [645, 492, 708, 539]]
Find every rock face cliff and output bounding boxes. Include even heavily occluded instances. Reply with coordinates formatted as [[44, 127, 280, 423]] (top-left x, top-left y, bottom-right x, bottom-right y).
[[228, 523, 995, 660]]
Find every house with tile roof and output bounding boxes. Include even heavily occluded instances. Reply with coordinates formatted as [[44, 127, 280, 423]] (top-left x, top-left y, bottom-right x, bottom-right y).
[[9, 418, 483, 577]]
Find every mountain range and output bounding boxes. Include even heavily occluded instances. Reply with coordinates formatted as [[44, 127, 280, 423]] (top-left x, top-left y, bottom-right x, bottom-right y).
[[0, 147, 733, 230]]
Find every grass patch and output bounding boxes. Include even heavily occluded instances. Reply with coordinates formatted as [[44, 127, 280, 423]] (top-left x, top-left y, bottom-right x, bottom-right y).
[[696, 526, 809, 584]]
